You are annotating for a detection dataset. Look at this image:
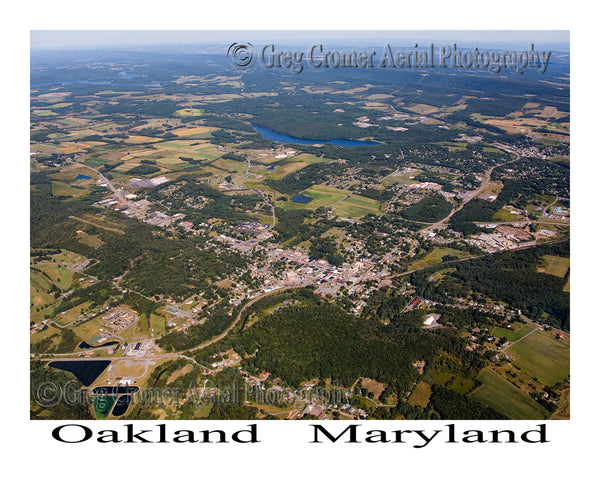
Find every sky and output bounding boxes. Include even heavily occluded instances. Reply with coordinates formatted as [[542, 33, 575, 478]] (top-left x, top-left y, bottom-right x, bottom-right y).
[[30, 30, 570, 50]]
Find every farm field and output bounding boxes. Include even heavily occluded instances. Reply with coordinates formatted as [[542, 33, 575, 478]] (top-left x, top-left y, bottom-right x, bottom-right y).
[[508, 329, 570, 386], [171, 126, 212, 137], [471, 368, 548, 419], [537, 255, 570, 278]]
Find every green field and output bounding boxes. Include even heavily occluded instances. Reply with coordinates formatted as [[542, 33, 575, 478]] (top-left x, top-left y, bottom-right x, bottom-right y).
[[54, 301, 92, 327], [493, 208, 521, 221], [471, 368, 548, 419], [150, 314, 167, 337], [508, 329, 570, 386], [72, 316, 106, 343], [408, 381, 432, 408], [284, 185, 381, 219], [408, 247, 471, 270], [292, 153, 332, 164], [31, 256, 78, 322], [491, 322, 535, 343], [537, 255, 570, 278], [265, 161, 310, 180], [174, 108, 204, 117], [51, 181, 89, 197], [332, 194, 381, 219]]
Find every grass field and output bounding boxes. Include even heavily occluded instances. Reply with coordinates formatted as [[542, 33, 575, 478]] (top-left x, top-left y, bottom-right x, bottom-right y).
[[211, 158, 247, 174], [174, 108, 204, 117], [30, 271, 58, 318], [51, 181, 90, 197], [150, 314, 167, 337], [30, 324, 62, 347], [427, 267, 457, 283], [537, 255, 570, 278], [508, 329, 570, 386], [408, 247, 471, 270], [54, 301, 92, 327], [72, 317, 106, 343], [293, 153, 332, 164], [471, 368, 548, 419], [36, 263, 73, 291], [479, 181, 504, 197], [332, 194, 381, 219], [282, 184, 381, 219], [493, 208, 521, 221], [408, 381, 432, 408], [491, 322, 536, 343], [76, 230, 104, 248], [437, 142, 467, 152], [266, 161, 309, 180], [32, 110, 58, 116]]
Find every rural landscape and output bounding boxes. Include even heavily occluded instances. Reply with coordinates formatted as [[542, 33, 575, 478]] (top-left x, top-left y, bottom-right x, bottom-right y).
[[30, 35, 570, 421]]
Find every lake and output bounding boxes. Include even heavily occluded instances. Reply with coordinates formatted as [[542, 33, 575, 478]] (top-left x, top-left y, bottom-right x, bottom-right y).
[[251, 125, 380, 147]]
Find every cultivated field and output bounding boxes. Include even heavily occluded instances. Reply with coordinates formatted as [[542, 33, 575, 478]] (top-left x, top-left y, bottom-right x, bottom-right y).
[[471, 368, 548, 419], [508, 329, 570, 386]]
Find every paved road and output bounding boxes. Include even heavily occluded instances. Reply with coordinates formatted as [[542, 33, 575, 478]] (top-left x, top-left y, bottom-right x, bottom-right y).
[[74, 162, 146, 217], [181, 284, 302, 354], [421, 155, 523, 232], [38, 154, 567, 363]]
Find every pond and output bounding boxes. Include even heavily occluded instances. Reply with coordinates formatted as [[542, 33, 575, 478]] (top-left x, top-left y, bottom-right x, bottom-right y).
[[291, 194, 314, 204], [48, 360, 111, 387]]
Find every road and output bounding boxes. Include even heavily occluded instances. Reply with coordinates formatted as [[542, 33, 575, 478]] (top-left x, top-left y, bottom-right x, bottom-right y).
[[420, 155, 522, 233], [181, 284, 301, 354], [40, 284, 305, 363], [39, 153, 566, 363], [250, 188, 276, 229], [74, 162, 146, 217]]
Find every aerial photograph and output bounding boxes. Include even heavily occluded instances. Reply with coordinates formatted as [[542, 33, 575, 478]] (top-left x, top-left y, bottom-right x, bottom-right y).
[[29, 30, 570, 421]]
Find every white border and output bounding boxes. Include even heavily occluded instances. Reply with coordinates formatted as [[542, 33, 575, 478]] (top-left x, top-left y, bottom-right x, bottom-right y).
[[5, 1, 597, 477]]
